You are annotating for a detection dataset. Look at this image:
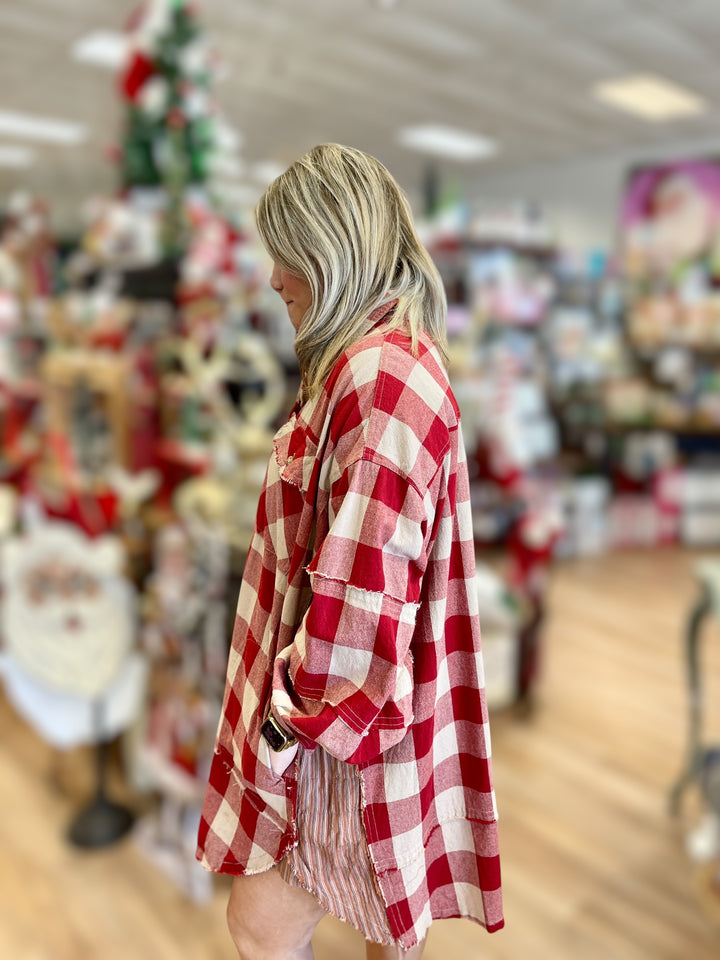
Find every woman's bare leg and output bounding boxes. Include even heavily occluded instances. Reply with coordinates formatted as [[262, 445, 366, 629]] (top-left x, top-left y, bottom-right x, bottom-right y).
[[366, 939, 426, 959], [226, 867, 327, 960]]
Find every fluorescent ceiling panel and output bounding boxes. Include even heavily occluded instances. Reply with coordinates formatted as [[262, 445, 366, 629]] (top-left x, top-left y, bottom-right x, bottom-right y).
[[593, 74, 707, 122], [0, 145, 34, 167], [0, 110, 86, 144], [398, 124, 498, 161], [72, 30, 128, 69]]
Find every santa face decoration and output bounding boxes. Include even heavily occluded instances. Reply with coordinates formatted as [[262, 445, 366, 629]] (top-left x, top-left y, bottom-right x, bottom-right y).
[[1, 523, 135, 699]]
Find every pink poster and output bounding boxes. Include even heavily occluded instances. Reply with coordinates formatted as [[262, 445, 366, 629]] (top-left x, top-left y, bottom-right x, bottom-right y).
[[621, 159, 720, 349]]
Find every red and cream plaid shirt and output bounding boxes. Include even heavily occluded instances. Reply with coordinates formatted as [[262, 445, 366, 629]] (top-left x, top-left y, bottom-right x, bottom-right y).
[[197, 302, 503, 948]]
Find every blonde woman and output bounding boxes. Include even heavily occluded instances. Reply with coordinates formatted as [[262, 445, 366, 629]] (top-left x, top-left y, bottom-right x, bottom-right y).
[[197, 144, 503, 959]]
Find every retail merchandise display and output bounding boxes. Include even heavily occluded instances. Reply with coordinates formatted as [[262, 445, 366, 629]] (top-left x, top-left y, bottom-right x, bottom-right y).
[[0, 520, 144, 846], [0, 0, 291, 891], [1, 523, 134, 699], [429, 178, 720, 703], [553, 158, 720, 550], [435, 216, 564, 705]]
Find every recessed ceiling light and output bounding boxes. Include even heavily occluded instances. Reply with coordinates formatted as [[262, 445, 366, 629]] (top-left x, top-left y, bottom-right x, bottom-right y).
[[250, 161, 286, 185], [214, 122, 243, 154], [210, 154, 245, 179], [215, 181, 263, 206], [593, 74, 707, 122], [72, 30, 128, 70], [398, 124, 498, 161], [0, 145, 34, 168], [0, 110, 86, 144]]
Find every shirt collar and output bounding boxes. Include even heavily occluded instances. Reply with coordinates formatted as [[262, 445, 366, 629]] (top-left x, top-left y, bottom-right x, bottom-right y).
[[367, 298, 398, 331]]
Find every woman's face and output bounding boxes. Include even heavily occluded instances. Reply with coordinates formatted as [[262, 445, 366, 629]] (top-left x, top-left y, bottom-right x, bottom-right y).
[[270, 262, 312, 331]]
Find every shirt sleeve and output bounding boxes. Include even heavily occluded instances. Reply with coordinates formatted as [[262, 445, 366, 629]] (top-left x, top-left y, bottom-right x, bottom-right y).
[[270, 455, 432, 764]]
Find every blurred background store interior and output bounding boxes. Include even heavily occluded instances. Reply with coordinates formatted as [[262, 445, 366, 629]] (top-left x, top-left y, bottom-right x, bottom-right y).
[[2, 1, 720, 957]]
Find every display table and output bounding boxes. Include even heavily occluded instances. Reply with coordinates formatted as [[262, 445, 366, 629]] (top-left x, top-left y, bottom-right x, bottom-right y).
[[670, 559, 720, 815]]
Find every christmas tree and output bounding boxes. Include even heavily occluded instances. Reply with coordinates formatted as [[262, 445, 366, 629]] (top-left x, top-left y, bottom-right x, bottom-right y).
[[119, 0, 220, 257]]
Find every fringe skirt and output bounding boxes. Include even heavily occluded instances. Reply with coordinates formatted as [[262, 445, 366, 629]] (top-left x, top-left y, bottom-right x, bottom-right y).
[[277, 745, 397, 946]]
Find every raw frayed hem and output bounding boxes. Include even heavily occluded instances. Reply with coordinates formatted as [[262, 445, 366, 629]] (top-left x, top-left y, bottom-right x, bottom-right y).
[[276, 853, 399, 948]]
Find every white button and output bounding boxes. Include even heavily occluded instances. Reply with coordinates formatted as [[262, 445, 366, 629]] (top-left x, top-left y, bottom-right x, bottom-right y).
[[286, 454, 295, 463]]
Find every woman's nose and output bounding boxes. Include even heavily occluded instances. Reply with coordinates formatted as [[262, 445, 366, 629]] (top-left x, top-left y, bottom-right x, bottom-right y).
[[270, 263, 283, 292]]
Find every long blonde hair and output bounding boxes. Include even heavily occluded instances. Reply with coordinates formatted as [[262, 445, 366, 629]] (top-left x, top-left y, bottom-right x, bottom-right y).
[[255, 143, 448, 399]]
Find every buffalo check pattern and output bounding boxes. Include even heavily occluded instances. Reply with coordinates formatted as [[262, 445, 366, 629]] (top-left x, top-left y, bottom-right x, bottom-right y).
[[197, 302, 503, 949]]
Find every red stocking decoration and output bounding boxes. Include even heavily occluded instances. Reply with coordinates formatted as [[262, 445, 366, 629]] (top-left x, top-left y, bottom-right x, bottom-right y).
[[120, 51, 154, 101]]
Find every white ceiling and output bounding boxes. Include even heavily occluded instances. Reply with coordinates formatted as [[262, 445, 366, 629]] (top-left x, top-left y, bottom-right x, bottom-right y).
[[3, 0, 720, 233]]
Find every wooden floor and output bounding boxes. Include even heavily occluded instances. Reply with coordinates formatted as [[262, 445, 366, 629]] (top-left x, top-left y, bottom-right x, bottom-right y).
[[2, 548, 720, 959]]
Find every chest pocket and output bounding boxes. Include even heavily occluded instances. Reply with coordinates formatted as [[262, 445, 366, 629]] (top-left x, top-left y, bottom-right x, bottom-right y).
[[273, 415, 318, 493], [270, 414, 319, 580]]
